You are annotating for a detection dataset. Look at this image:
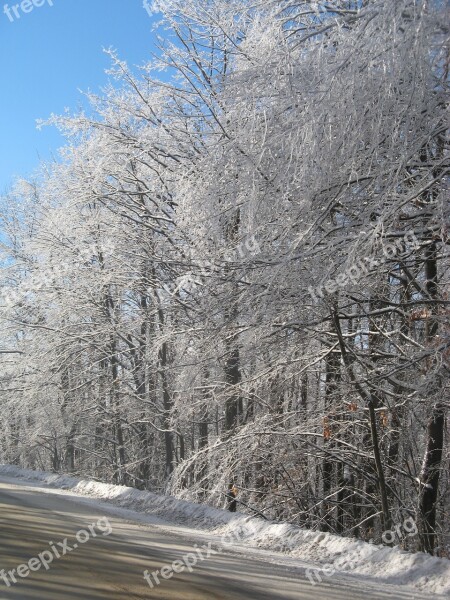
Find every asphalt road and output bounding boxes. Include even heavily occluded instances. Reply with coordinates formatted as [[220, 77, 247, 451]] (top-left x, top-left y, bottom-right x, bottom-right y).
[[0, 479, 429, 599]]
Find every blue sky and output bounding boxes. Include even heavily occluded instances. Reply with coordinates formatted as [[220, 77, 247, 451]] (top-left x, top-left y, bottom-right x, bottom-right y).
[[0, 0, 159, 192]]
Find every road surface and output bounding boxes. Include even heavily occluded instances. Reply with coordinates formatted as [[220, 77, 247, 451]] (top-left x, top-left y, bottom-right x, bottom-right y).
[[0, 478, 429, 599]]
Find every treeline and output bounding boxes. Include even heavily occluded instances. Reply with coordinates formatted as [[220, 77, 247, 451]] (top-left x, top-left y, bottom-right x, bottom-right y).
[[0, 1, 448, 556]]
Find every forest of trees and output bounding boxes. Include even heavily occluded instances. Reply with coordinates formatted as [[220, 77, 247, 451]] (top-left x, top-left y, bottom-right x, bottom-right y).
[[0, 0, 448, 557]]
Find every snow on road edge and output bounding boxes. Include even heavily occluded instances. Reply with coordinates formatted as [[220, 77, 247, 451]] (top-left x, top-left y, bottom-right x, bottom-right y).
[[1, 464, 448, 597]]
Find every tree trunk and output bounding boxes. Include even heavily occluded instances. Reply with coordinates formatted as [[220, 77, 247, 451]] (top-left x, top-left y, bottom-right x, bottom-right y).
[[418, 240, 444, 554]]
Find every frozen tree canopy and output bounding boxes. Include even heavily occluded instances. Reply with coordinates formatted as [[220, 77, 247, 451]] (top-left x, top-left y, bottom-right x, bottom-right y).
[[0, 0, 448, 557]]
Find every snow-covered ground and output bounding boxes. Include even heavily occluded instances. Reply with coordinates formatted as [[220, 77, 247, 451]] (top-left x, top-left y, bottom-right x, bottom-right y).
[[0, 464, 448, 597]]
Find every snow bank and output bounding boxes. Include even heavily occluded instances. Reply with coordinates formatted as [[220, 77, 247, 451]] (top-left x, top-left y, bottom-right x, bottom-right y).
[[1, 464, 449, 597]]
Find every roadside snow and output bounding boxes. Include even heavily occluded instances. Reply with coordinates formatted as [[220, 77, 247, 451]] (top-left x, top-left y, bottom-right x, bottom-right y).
[[1, 464, 448, 597]]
